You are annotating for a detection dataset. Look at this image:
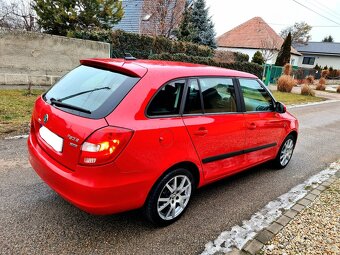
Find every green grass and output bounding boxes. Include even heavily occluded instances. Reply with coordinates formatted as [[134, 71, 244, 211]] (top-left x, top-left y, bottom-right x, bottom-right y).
[[271, 91, 325, 105], [0, 89, 44, 137]]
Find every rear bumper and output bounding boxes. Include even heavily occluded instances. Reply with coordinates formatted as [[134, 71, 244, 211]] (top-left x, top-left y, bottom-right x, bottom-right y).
[[27, 133, 149, 215]]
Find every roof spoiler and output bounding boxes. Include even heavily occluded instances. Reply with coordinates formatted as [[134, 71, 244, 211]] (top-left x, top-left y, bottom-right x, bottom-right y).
[[80, 59, 146, 77]]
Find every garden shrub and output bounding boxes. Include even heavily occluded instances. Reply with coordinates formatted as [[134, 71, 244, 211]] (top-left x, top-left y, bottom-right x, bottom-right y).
[[301, 84, 315, 96], [277, 75, 295, 92], [305, 75, 314, 85], [321, 69, 329, 78], [316, 78, 326, 90], [213, 50, 235, 63], [234, 52, 249, 62]]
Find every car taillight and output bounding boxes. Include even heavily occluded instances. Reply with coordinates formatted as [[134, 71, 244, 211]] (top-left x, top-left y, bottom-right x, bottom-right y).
[[79, 126, 133, 166]]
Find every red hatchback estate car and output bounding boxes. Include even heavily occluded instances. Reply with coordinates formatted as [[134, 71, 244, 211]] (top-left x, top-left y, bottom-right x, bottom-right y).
[[28, 59, 298, 225]]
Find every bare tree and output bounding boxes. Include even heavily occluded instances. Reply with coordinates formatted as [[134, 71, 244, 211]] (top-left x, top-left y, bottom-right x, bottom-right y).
[[141, 0, 186, 37], [260, 39, 279, 63], [0, 0, 37, 31]]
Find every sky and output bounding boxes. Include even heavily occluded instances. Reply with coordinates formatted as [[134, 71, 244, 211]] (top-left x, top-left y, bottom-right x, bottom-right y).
[[205, 0, 340, 42]]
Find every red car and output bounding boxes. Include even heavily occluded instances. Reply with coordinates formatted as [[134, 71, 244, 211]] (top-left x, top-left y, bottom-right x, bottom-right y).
[[28, 59, 298, 226]]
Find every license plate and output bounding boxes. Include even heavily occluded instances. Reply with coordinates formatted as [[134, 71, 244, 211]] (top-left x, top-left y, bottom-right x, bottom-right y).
[[39, 126, 63, 152]]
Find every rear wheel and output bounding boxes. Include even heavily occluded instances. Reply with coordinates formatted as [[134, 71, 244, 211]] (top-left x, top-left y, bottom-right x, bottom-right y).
[[144, 168, 194, 226], [273, 134, 295, 169]]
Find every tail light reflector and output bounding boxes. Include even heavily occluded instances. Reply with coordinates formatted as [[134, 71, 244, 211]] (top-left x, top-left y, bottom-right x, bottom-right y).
[[80, 126, 133, 166]]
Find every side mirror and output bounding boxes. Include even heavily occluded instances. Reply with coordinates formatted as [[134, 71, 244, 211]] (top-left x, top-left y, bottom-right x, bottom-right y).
[[275, 102, 286, 113]]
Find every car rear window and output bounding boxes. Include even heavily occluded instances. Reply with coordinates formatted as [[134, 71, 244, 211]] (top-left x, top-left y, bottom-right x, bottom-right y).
[[43, 65, 140, 119]]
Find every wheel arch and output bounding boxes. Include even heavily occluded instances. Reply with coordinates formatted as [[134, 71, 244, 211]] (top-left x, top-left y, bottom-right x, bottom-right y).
[[143, 161, 201, 206], [288, 130, 298, 143]]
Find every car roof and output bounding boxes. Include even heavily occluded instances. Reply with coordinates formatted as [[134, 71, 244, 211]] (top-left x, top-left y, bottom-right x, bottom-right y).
[[80, 58, 258, 79]]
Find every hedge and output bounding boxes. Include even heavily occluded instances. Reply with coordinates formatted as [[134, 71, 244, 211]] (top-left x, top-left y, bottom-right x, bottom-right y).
[[72, 29, 213, 58], [148, 53, 263, 78], [71, 30, 262, 77]]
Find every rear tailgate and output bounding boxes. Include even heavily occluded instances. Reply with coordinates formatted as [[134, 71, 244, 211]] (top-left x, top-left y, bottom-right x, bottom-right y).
[[32, 97, 107, 171]]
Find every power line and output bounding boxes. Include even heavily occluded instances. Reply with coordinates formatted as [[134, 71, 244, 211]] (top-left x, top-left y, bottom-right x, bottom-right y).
[[292, 0, 340, 25], [308, 0, 340, 21], [269, 23, 340, 27]]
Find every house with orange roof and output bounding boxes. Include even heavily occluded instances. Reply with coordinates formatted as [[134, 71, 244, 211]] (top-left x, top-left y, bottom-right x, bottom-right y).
[[217, 17, 301, 65]]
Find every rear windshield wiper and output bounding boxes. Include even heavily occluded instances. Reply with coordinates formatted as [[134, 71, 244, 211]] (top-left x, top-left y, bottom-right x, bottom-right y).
[[50, 98, 92, 114], [58, 86, 110, 102]]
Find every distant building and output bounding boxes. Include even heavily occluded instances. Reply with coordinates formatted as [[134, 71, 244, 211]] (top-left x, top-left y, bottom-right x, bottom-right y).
[[113, 0, 193, 37], [294, 42, 340, 69], [217, 17, 301, 65]]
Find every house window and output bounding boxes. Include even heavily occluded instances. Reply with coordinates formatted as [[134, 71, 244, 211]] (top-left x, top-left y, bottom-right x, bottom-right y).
[[302, 57, 315, 65]]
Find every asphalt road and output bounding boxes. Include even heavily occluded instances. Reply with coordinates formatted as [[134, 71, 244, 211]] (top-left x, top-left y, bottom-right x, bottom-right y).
[[1, 101, 340, 255]]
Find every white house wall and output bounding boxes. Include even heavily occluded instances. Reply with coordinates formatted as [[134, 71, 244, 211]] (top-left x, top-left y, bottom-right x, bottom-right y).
[[217, 47, 298, 66], [298, 54, 340, 69]]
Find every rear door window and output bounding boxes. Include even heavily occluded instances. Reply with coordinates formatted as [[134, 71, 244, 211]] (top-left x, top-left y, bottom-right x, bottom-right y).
[[147, 80, 185, 117], [199, 78, 237, 113], [43, 65, 140, 119]]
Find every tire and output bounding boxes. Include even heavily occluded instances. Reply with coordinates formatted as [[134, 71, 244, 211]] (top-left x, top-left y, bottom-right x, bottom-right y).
[[143, 168, 195, 226], [273, 134, 296, 169]]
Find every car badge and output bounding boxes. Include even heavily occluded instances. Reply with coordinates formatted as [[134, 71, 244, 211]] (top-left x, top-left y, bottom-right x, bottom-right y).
[[43, 114, 49, 124]]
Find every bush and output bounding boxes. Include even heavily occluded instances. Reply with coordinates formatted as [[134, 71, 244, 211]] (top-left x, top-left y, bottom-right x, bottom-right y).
[[328, 68, 339, 78], [301, 84, 315, 96], [234, 52, 249, 62], [305, 75, 314, 85], [72, 29, 213, 58], [148, 53, 263, 78], [321, 69, 329, 78], [277, 75, 295, 92], [213, 50, 235, 63], [251, 51, 265, 65], [316, 78, 326, 90]]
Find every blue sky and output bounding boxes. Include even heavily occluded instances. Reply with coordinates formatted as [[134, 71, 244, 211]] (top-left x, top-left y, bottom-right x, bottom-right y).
[[206, 0, 340, 42]]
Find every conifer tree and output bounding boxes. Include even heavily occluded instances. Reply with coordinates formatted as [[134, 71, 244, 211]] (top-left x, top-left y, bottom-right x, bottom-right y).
[[33, 0, 124, 36], [275, 32, 292, 66], [178, 0, 216, 48], [252, 51, 265, 65]]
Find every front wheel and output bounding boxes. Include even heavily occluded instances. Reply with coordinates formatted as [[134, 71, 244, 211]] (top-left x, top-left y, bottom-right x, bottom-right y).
[[273, 134, 296, 169], [143, 168, 194, 226]]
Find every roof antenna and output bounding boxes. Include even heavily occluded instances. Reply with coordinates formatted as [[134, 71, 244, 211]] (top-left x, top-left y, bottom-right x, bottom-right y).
[[124, 52, 137, 60]]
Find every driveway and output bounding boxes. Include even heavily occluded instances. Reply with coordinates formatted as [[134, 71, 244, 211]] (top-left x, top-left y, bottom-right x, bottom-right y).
[[1, 101, 340, 255]]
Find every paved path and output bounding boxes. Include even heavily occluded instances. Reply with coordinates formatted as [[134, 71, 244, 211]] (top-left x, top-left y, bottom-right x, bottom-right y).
[[1, 102, 340, 254]]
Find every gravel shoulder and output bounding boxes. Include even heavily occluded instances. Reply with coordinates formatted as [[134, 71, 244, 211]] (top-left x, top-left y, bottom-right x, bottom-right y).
[[260, 174, 340, 255]]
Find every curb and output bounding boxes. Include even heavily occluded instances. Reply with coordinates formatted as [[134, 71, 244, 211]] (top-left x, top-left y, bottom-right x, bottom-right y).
[[225, 171, 339, 255]]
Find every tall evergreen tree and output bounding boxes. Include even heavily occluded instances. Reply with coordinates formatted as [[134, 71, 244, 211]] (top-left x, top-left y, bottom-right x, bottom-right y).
[[275, 32, 292, 66], [179, 0, 216, 48], [33, 0, 124, 36], [177, 2, 192, 41]]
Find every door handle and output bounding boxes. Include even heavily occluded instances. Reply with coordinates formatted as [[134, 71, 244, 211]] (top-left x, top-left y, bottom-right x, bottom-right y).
[[193, 127, 208, 136], [248, 122, 256, 130]]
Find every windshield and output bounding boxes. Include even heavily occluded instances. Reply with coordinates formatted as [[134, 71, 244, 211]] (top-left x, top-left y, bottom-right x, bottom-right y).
[[44, 65, 140, 119]]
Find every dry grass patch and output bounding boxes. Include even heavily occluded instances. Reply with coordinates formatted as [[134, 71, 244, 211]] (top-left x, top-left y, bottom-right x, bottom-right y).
[[305, 75, 315, 85], [301, 84, 315, 96], [277, 75, 295, 92], [316, 78, 326, 90]]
